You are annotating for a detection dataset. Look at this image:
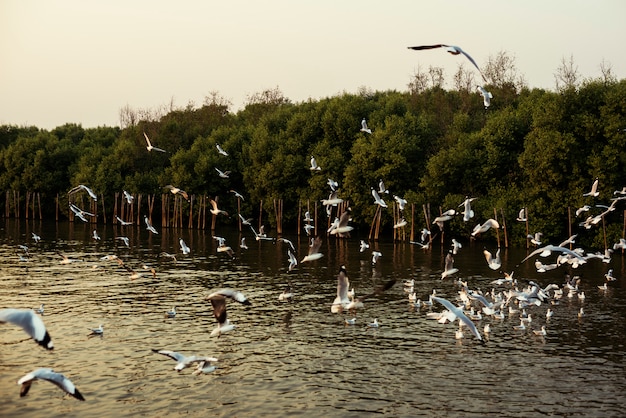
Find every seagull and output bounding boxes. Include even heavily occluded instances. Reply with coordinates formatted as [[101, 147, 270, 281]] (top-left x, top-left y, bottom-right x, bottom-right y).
[[330, 210, 353, 235], [471, 219, 500, 237], [278, 237, 296, 252], [516, 208, 527, 222], [458, 196, 476, 222], [287, 249, 298, 272], [519, 244, 586, 265], [36, 304, 45, 315], [123, 190, 134, 204], [477, 85, 493, 108], [92, 229, 101, 240], [432, 209, 457, 230], [237, 213, 253, 226], [240, 237, 249, 250], [215, 167, 231, 178], [31, 232, 41, 243], [205, 288, 252, 337], [0, 308, 53, 350], [69, 203, 95, 222], [143, 132, 166, 152], [368, 319, 379, 328], [371, 251, 382, 265], [144, 215, 159, 234], [344, 317, 357, 325], [192, 359, 218, 375], [527, 232, 543, 246], [441, 252, 459, 279], [327, 178, 339, 191], [407, 44, 488, 83], [230, 189, 245, 200], [164, 185, 189, 201], [179, 238, 191, 255], [158, 251, 177, 262], [378, 179, 390, 195], [605, 269, 617, 282], [116, 236, 130, 248], [214, 236, 234, 258], [331, 265, 351, 313], [216, 143, 228, 156], [394, 195, 408, 212], [451, 239, 462, 255], [431, 296, 483, 340], [583, 177, 599, 197], [89, 324, 104, 335], [484, 248, 502, 270], [17, 368, 84, 400], [613, 239, 626, 251], [209, 199, 229, 217], [533, 326, 547, 336], [301, 237, 323, 263], [393, 218, 408, 229], [278, 285, 294, 302], [116, 216, 133, 226], [360, 118, 372, 134], [152, 349, 217, 372], [322, 191, 343, 206], [359, 240, 370, 253], [303, 211, 314, 222], [371, 188, 388, 208], [309, 156, 321, 171], [165, 307, 177, 318], [575, 205, 591, 216], [68, 184, 98, 201]]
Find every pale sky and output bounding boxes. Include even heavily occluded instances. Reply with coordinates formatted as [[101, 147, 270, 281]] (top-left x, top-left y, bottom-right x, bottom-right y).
[[1, 0, 625, 130]]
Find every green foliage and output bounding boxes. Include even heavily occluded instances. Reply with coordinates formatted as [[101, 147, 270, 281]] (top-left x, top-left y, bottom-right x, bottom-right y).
[[1, 79, 625, 250]]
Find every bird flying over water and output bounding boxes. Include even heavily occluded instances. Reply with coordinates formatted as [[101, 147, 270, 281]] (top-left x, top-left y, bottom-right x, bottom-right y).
[[164, 185, 189, 201], [205, 288, 251, 337], [301, 236, 323, 263], [0, 308, 53, 350], [17, 368, 84, 400]]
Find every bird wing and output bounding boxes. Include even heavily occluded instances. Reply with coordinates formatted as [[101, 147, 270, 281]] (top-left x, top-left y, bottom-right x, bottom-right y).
[[152, 349, 185, 363], [407, 44, 448, 50], [308, 237, 322, 255], [0, 308, 53, 350]]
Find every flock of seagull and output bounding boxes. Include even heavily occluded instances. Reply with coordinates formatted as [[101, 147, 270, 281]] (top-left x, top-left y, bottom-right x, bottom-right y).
[[2, 44, 624, 404]]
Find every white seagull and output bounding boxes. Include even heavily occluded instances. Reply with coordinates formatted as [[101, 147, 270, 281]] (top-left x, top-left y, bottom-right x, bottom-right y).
[[164, 185, 190, 201], [484, 248, 502, 270], [471, 219, 500, 237], [360, 118, 372, 134], [583, 177, 599, 197], [152, 349, 218, 372], [309, 156, 321, 171], [458, 196, 476, 222], [431, 296, 483, 341], [116, 216, 133, 226], [0, 308, 53, 350], [371, 250, 382, 265], [192, 359, 218, 375], [209, 199, 229, 217], [287, 249, 298, 271], [205, 288, 251, 337], [477, 86, 493, 108], [215, 167, 231, 178], [144, 215, 159, 235], [240, 237, 249, 250], [216, 143, 228, 156], [88, 324, 104, 335], [17, 368, 84, 400], [92, 230, 101, 240], [441, 252, 459, 279], [371, 188, 388, 208], [230, 189, 245, 200], [123, 190, 134, 204], [68, 184, 98, 201], [516, 208, 527, 222], [143, 132, 166, 152], [301, 236, 323, 263], [359, 240, 370, 253], [179, 238, 191, 255], [407, 44, 488, 83]]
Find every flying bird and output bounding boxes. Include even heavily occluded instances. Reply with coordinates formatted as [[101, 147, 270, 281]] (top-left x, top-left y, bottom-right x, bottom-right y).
[[123, 190, 134, 204], [164, 185, 189, 201], [310, 156, 321, 171], [360, 118, 372, 134], [583, 178, 599, 197], [152, 349, 217, 372], [477, 86, 493, 108], [17, 368, 84, 400], [68, 184, 98, 201], [144, 215, 159, 235], [216, 143, 228, 156], [209, 199, 229, 217], [441, 252, 459, 279], [143, 132, 166, 152], [205, 288, 252, 337], [0, 308, 53, 350], [471, 219, 500, 237], [407, 44, 488, 83], [484, 248, 502, 270], [215, 167, 231, 178], [431, 296, 483, 341], [301, 236, 323, 263], [179, 238, 191, 255], [371, 188, 388, 208]]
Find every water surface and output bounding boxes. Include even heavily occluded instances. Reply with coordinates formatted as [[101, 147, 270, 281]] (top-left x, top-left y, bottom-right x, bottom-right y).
[[1, 220, 625, 417]]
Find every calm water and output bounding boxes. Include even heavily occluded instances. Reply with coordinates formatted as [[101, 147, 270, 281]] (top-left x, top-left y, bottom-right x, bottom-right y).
[[1, 219, 626, 417]]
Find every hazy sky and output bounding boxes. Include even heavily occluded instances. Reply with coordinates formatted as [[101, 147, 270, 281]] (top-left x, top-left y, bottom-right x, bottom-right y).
[[2, 0, 625, 130]]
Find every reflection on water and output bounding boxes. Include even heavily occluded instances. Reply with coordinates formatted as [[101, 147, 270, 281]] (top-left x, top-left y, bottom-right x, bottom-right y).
[[1, 220, 626, 417]]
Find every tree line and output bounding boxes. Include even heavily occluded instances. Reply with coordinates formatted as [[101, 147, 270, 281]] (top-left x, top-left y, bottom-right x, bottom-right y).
[[1, 72, 625, 249]]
